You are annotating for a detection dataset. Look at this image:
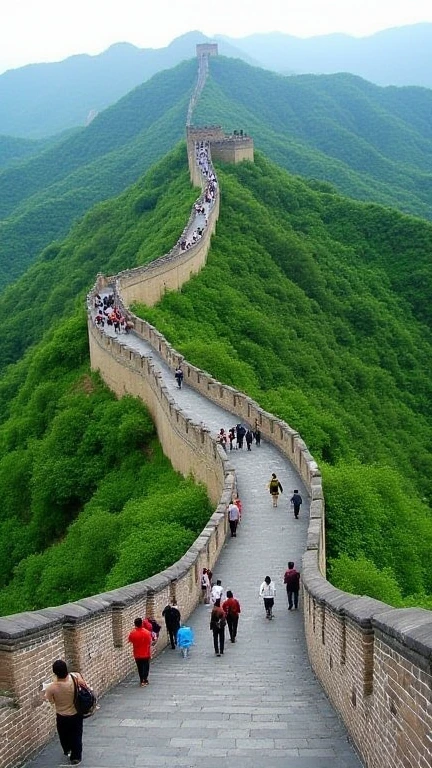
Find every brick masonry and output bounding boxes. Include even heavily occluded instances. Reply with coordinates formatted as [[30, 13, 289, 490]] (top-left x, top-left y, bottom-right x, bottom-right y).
[[1, 42, 431, 768]]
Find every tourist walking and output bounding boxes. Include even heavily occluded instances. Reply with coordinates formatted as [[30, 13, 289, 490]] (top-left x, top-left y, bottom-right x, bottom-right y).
[[259, 576, 276, 619], [236, 423, 246, 449], [201, 568, 211, 603], [228, 427, 236, 451], [245, 429, 253, 451], [174, 366, 184, 389], [290, 489, 303, 519], [177, 625, 194, 658], [44, 659, 86, 765], [128, 617, 152, 686], [254, 427, 261, 446], [228, 501, 240, 537], [210, 598, 226, 656], [211, 579, 224, 605], [162, 599, 181, 649], [222, 590, 241, 643], [284, 561, 301, 610], [268, 473, 283, 507], [218, 428, 228, 452]]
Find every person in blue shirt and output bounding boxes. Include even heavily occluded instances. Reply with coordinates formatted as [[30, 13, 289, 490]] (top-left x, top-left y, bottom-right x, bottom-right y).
[[176, 625, 194, 658]]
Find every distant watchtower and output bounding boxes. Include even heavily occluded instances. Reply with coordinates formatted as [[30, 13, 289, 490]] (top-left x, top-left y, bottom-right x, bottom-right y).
[[196, 43, 219, 58]]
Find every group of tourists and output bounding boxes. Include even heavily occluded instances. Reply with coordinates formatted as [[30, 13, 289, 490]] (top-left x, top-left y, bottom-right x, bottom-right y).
[[179, 141, 218, 252], [217, 423, 261, 452], [267, 472, 303, 516], [93, 292, 132, 334], [259, 562, 301, 619]]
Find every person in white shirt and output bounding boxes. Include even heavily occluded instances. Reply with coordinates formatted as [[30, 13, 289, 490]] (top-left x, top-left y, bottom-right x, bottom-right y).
[[259, 576, 276, 619], [211, 579, 224, 605], [228, 502, 240, 537]]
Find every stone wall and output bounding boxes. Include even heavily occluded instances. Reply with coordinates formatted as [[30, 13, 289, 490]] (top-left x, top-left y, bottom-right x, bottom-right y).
[[0, 420, 234, 768], [2, 42, 432, 768], [211, 137, 254, 164]]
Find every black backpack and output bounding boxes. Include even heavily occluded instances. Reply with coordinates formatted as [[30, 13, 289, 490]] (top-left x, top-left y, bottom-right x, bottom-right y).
[[72, 674, 97, 718]]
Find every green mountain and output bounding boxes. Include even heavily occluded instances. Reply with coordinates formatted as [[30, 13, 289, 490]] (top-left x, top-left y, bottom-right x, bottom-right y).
[[1, 140, 432, 613], [220, 23, 432, 88], [3, 56, 432, 291], [0, 59, 196, 288], [134, 151, 432, 609], [193, 57, 432, 220], [0, 32, 256, 139], [0, 135, 62, 169], [0, 145, 212, 616]]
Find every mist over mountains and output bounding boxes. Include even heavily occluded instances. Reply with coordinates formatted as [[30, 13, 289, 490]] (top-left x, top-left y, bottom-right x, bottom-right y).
[[1, 55, 432, 290], [1, 24, 431, 139], [220, 23, 432, 87], [0, 32, 257, 139]]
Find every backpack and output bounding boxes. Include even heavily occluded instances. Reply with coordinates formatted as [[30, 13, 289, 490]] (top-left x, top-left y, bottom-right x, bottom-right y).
[[269, 479, 279, 493], [72, 674, 97, 718], [215, 615, 226, 630]]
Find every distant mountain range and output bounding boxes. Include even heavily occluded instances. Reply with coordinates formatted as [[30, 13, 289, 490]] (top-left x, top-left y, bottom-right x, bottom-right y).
[[1, 55, 432, 291], [1, 25, 432, 140], [0, 32, 257, 139], [220, 24, 432, 88]]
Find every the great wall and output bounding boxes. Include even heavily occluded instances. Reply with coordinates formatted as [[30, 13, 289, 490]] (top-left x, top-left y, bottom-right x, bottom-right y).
[[0, 44, 431, 768]]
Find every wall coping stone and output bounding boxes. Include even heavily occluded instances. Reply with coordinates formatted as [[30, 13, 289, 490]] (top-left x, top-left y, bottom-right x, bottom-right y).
[[372, 608, 432, 657], [0, 611, 62, 641]]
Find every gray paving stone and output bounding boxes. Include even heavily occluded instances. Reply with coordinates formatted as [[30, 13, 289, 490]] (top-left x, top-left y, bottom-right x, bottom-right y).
[[25, 319, 362, 768]]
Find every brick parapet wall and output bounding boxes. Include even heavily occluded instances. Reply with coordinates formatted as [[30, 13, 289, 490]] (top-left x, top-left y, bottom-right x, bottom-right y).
[[0, 439, 233, 768], [302, 551, 432, 767], [3, 46, 432, 768]]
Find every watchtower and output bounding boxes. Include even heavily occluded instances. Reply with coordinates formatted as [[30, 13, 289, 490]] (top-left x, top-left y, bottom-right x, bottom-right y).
[[196, 43, 219, 58]]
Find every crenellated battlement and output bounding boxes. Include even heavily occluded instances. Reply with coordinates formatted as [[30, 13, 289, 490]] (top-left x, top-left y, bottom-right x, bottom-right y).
[[1, 39, 431, 768]]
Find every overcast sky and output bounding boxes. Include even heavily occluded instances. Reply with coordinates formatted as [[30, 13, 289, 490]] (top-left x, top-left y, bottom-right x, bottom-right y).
[[1, 0, 431, 74]]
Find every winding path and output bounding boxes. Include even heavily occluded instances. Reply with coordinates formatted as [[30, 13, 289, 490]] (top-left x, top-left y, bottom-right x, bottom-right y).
[[27, 318, 362, 767]]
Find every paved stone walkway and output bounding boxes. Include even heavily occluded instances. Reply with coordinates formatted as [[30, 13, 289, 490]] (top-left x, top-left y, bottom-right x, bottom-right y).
[[27, 320, 362, 768]]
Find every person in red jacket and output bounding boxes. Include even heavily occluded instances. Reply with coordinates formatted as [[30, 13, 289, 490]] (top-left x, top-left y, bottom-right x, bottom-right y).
[[284, 561, 301, 610], [222, 590, 241, 643], [128, 617, 152, 686]]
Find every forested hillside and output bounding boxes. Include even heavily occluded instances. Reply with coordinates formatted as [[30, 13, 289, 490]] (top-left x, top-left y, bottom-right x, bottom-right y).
[[2, 140, 432, 613], [3, 55, 432, 290], [132, 150, 432, 609], [193, 57, 432, 219], [0, 145, 213, 616], [0, 59, 196, 287], [0, 32, 255, 139], [221, 24, 432, 88]]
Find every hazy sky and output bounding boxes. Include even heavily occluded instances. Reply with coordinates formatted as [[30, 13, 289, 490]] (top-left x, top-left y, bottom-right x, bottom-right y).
[[1, 0, 431, 74]]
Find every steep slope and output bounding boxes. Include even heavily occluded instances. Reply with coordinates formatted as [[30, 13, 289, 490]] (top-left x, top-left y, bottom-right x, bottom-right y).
[[0, 145, 211, 616], [220, 23, 432, 88], [0, 32, 256, 139], [193, 57, 432, 219], [0, 60, 196, 287], [3, 55, 432, 290], [0, 135, 62, 169], [133, 151, 432, 607]]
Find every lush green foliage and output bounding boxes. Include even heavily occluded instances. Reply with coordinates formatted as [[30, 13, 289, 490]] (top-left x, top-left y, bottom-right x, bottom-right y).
[[193, 57, 432, 220], [134, 152, 432, 607], [0, 145, 210, 615], [0, 143, 197, 378], [0, 60, 196, 287], [3, 55, 432, 291]]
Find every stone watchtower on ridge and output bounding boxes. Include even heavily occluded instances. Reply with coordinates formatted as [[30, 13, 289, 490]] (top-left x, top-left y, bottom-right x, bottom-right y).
[[187, 43, 254, 171], [196, 42, 219, 58]]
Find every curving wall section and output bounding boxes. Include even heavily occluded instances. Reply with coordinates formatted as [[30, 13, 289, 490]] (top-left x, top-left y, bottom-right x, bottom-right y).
[[1, 45, 431, 768]]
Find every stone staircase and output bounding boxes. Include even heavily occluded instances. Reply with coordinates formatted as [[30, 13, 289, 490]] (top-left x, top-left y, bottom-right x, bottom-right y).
[[27, 324, 362, 767]]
